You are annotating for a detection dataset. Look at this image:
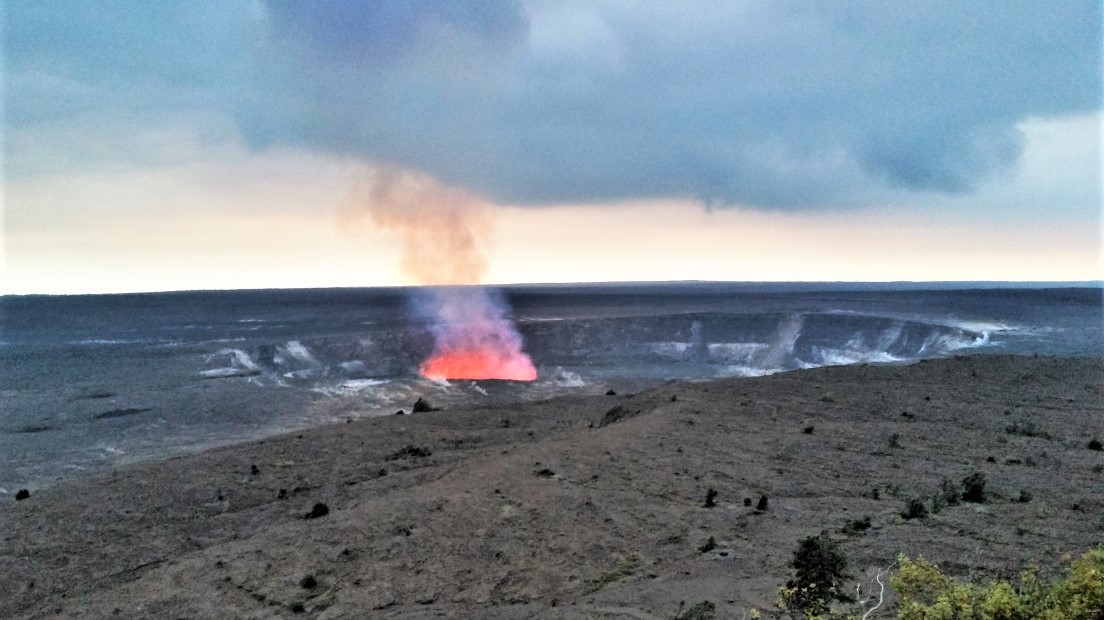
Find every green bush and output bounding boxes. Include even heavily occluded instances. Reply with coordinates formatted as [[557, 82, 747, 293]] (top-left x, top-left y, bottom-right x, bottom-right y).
[[841, 516, 872, 537], [961, 472, 988, 503], [779, 534, 849, 616], [674, 600, 717, 619], [938, 478, 961, 506], [891, 546, 1104, 620], [902, 496, 928, 520]]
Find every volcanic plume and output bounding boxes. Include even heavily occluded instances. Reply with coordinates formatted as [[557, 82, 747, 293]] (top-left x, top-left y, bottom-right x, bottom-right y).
[[340, 164, 537, 381], [414, 287, 537, 382]]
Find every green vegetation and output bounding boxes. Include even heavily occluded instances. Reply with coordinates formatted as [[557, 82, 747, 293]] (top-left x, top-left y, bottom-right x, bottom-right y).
[[893, 546, 1104, 620], [774, 537, 1102, 619], [938, 478, 961, 507], [674, 600, 717, 619], [1004, 421, 1050, 439], [960, 472, 988, 503], [841, 516, 872, 537], [585, 553, 640, 593], [779, 534, 849, 616], [902, 496, 928, 520]]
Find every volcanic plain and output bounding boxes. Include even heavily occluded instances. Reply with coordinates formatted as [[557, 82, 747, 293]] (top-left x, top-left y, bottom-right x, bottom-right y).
[[2, 355, 1102, 618]]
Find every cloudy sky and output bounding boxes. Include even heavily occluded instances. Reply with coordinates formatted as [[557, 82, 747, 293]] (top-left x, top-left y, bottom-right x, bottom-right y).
[[2, 0, 1101, 294]]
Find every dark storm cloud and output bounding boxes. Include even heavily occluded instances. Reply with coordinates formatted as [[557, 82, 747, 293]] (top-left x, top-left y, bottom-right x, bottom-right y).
[[245, 0, 1099, 208], [263, 0, 528, 66], [5, 0, 1101, 209]]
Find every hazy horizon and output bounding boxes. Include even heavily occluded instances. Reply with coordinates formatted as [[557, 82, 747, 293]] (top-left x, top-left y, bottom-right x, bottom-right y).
[[4, 279, 1103, 299]]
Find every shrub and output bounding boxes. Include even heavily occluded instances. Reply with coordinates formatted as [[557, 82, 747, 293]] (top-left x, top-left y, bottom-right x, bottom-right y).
[[703, 488, 717, 508], [779, 533, 849, 615], [585, 554, 639, 593], [1005, 421, 1050, 439], [961, 472, 988, 503], [938, 478, 961, 506], [674, 601, 716, 620], [892, 546, 1104, 620], [842, 516, 872, 537], [902, 497, 928, 520], [930, 493, 944, 515]]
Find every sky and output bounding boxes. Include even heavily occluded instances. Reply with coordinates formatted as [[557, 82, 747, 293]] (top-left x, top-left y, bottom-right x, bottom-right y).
[[1, 0, 1101, 294]]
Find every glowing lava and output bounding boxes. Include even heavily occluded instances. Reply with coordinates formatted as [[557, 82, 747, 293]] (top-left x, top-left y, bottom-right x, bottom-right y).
[[420, 349, 537, 382], [414, 287, 537, 382]]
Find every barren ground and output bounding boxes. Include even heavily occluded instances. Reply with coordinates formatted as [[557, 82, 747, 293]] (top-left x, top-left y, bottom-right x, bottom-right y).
[[2, 355, 1102, 619]]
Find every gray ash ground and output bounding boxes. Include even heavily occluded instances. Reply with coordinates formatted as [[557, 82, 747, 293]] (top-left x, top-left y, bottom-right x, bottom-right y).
[[1, 355, 1101, 619]]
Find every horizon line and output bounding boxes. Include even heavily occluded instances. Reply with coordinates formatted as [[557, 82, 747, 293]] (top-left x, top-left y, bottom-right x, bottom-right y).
[[4, 279, 1102, 298]]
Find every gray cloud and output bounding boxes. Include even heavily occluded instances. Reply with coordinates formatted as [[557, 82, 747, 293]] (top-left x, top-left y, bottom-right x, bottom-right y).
[[246, 0, 1100, 208], [5, 0, 1100, 209]]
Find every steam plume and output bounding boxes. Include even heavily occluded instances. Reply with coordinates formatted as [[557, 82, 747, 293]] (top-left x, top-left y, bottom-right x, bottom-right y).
[[340, 164, 537, 381]]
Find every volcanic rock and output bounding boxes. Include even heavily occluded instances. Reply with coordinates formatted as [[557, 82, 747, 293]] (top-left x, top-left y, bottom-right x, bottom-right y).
[[304, 503, 329, 520], [386, 445, 432, 461], [597, 405, 640, 427], [15, 489, 30, 501], [412, 398, 438, 413], [93, 408, 151, 420]]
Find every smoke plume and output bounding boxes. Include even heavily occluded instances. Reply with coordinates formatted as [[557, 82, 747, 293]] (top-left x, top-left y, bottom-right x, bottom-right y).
[[339, 164, 491, 285], [340, 164, 537, 381]]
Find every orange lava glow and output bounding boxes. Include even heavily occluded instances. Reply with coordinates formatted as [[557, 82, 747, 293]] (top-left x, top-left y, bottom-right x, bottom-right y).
[[420, 349, 537, 382]]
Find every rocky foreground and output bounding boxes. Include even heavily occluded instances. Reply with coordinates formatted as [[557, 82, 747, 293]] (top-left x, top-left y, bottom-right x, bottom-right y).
[[2, 355, 1102, 619]]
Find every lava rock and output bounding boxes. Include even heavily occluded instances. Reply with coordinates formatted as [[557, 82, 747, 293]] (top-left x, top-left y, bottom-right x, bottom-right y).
[[412, 397, 438, 413], [598, 405, 641, 428], [305, 502, 329, 519], [386, 445, 432, 460], [93, 407, 152, 420], [15, 489, 30, 501]]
